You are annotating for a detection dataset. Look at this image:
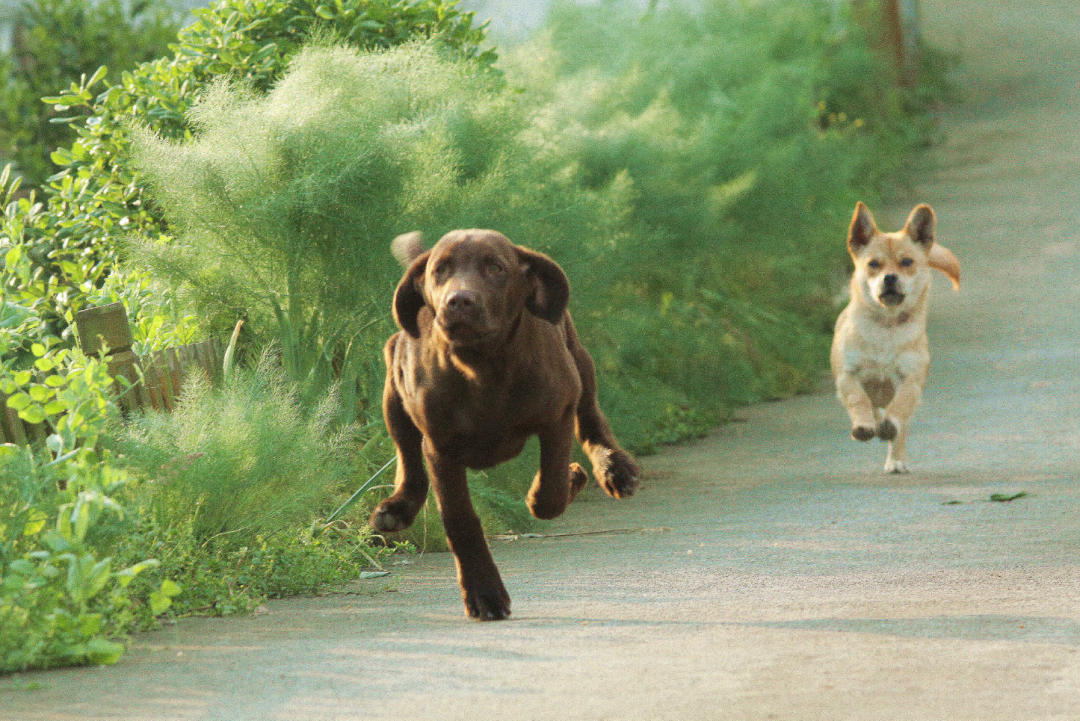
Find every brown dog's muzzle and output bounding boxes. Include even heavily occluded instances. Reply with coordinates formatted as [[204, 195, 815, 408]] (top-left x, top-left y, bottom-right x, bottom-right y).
[[437, 289, 492, 344]]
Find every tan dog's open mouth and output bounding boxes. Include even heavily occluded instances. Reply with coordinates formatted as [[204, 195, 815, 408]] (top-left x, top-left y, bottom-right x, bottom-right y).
[[878, 290, 905, 306]]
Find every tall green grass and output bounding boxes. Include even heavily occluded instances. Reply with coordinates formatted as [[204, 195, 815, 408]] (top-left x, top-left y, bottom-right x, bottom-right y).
[[126, 0, 946, 532]]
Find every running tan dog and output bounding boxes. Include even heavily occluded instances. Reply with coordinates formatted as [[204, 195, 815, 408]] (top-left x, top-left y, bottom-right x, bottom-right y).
[[371, 230, 639, 620], [831, 202, 960, 473]]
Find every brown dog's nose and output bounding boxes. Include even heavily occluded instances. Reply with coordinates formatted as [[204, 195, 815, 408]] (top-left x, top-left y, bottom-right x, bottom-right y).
[[446, 290, 477, 311]]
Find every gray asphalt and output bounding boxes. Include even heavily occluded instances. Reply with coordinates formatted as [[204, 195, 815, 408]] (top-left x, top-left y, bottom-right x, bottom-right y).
[[3, 1, 1080, 719]]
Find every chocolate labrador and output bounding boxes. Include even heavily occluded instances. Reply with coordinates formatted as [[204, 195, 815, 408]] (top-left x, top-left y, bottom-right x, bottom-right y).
[[370, 229, 639, 620]]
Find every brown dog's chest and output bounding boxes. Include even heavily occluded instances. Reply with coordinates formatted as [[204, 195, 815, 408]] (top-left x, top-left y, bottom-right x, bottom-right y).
[[401, 358, 579, 469]]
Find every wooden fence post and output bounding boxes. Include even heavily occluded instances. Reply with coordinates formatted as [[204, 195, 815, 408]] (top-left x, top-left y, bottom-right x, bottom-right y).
[[852, 0, 921, 87], [75, 302, 144, 414]]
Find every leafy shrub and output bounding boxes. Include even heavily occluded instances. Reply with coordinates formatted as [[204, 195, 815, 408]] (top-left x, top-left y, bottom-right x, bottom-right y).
[[0, 445, 166, 673], [0, 0, 183, 189], [0, 308, 177, 673], [3, 0, 493, 343]]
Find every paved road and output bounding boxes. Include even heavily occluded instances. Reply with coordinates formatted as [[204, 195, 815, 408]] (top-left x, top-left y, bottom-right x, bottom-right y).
[[4, 1, 1080, 718]]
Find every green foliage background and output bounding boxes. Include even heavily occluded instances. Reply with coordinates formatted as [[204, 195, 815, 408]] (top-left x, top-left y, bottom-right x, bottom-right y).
[[0, 0, 183, 189]]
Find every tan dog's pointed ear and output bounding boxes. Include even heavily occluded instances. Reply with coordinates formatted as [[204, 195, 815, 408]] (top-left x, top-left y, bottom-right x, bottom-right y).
[[515, 246, 570, 324], [928, 243, 961, 290], [848, 201, 878, 254], [903, 203, 936, 249], [393, 251, 430, 338]]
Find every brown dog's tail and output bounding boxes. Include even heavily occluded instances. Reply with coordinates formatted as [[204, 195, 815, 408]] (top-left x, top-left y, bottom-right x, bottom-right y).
[[928, 243, 961, 290], [391, 231, 425, 267]]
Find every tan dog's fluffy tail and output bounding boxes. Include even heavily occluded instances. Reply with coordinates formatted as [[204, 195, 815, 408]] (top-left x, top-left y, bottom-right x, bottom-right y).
[[928, 243, 961, 290], [391, 231, 425, 267]]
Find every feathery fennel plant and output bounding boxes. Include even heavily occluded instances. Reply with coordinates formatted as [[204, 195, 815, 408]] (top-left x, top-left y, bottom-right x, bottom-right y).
[[111, 351, 356, 543], [127, 40, 640, 421]]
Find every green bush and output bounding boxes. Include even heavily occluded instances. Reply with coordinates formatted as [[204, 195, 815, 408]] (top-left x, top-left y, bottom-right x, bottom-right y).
[[507, 0, 897, 318], [3, 0, 493, 343], [126, 39, 633, 409], [0, 307, 177, 673], [0, 445, 168, 673], [0, 0, 183, 189], [109, 351, 357, 543]]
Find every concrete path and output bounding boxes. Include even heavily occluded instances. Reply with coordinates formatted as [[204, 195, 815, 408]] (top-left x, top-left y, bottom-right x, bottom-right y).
[[4, 1, 1080, 718]]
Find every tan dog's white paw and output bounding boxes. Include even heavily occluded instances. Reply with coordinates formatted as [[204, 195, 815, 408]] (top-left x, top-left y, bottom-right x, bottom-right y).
[[884, 459, 909, 474]]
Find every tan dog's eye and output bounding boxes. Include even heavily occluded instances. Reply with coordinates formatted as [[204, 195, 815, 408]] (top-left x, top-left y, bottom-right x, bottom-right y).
[[900, 258, 914, 267], [868, 259, 883, 270]]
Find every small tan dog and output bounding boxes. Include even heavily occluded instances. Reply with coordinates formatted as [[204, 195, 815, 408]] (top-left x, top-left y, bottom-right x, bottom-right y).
[[831, 202, 960, 473]]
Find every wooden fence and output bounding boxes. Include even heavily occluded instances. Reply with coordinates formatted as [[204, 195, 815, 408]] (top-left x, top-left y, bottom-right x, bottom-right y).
[[0, 302, 223, 446]]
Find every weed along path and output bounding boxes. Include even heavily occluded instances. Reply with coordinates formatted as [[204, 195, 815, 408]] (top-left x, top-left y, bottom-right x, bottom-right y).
[[4, 0, 1080, 718]]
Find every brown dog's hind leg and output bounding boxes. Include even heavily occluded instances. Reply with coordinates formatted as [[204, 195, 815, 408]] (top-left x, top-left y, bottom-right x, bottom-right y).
[[527, 411, 587, 520], [427, 453, 511, 620], [370, 353, 429, 533], [564, 318, 639, 498]]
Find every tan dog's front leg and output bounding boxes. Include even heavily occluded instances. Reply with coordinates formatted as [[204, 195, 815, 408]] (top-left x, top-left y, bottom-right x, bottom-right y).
[[836, 372, 877, 441], [880, 376, 923, 474]]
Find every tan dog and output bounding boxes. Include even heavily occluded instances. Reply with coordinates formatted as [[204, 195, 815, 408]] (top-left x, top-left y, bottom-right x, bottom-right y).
[[831, 202, 960, 473]]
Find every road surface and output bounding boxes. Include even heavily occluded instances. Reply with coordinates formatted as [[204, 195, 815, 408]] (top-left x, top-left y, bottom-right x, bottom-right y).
[[3, 0, 1079, 718]]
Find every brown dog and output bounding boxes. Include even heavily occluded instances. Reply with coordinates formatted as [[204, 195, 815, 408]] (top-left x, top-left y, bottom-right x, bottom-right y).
[[831, 202, 960, 473], [370, 229, 639, 620]]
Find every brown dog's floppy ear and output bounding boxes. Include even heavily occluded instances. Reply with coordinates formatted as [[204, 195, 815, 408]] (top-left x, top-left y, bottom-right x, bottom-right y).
[[903, 203, 936, 249], [393, 251, 430, 338], [847, 201, 878, 254], [516, 246, 570, 324]]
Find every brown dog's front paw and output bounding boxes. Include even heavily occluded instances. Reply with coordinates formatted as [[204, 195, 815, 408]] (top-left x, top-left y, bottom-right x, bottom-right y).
[[369, 497, 421, 533], [462, 579, 511, 621], [851, 425, 875, 442], [877, 418, 898, 441], [596, 449, 640, 499]]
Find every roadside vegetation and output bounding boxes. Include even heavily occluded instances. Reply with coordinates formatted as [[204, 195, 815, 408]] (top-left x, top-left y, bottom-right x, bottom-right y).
[[0, 0, 951, 672]]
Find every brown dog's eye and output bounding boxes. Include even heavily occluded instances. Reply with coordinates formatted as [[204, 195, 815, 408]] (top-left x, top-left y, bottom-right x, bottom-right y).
[[900, 258, 914, 267], [483, 259, 505, 275], [434, 261, 451, 278]]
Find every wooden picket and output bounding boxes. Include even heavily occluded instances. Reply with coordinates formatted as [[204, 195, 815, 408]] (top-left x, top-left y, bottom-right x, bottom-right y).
[[0, 303, 226, 447]]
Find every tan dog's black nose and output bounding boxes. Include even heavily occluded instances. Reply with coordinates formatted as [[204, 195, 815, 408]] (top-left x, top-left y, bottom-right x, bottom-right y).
[[883, 273, 899, 287]]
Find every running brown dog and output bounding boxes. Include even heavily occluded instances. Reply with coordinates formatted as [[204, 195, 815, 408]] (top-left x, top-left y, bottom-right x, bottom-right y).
[[370, 229, 639, 620]]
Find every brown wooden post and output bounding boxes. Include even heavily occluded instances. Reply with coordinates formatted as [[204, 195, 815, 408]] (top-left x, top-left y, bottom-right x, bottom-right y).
[[166, 347, 182, 400], [152, 350, 176, 411], [1, 395, 28, 446], [852, 0, 920, 87], [75, 303, 143, 414]]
